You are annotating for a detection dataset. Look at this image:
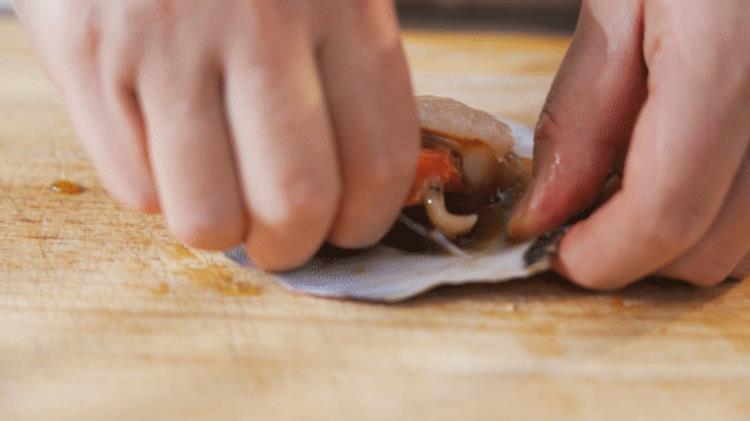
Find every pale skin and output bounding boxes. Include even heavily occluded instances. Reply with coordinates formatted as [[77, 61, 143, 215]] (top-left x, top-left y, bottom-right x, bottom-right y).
[[13, 0, 750, 288]]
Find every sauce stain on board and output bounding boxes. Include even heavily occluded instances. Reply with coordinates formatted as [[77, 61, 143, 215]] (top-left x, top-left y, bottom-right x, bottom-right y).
[[150, 282, 170, 296], [165, 244, 260, 297], [478, 303, 518, 317], [704, 316, 750, 354], [168, 244, 197, 261], [517, 322, 564, 358], [182, 264, 260, 297], [50, 180, 85, 195]]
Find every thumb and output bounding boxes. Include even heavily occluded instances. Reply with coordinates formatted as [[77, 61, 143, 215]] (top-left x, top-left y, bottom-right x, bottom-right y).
[[509, 0, 646, 239]]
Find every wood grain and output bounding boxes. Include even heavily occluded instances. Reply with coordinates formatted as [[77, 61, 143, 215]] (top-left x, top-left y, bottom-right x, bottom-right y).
[[1, 19, 749, 421]]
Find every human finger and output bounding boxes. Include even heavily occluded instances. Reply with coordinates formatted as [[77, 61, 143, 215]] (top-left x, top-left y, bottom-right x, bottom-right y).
[[508, 0, 645, 239], [138, 52, 247, 250], [556, 1, 750, 289], [60, 19, 159, 212], [659, 149, 750, 286], [224, 5, 340, 270], [317, 0, 420, 248], [732, 252, 750, 280]]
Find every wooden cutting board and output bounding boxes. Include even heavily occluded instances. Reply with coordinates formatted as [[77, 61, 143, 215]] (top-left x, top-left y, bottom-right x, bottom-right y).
[[1, 18, 749, 421]]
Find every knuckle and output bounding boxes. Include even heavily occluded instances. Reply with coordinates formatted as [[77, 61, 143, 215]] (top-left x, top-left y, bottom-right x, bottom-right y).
[[732, 267, 750, 280], [536, 102, 572, 144], [56, 7, 102, 60], [63, 23, 100, 65], [691, 271, 730, 288], [640, 198, 712, 254], [349, 0, 389, 25], [696, 257, 737, 286], [350, 0, 380, 12], [361, 150, 418, 193], [643, 31, 682, 69], [246, 245, 313, 272], [239, 0, 289, 44], [113, 186, 160, 214], [246, 170, 340, 269], [169, 212, 244, 251], [233, 28, 290, 74], [275, 170, 340, 223], [666, 254, 736, 287], [346, 0, 399, 50], [556, 225, 651, 291], [557, 252, 632, 291], [245, 2, 275, 35], [329, 149, 417, 248], [567, 270, 626, 291], [734, 255, 750, 280], [130, 0, 179, 32]]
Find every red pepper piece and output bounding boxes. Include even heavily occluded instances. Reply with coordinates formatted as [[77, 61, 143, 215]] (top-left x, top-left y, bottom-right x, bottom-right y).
[[404, 148, 463, 206]]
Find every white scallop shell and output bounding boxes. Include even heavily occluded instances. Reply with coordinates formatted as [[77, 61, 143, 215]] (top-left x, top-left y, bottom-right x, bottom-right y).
[[225, 117, 554, 302]]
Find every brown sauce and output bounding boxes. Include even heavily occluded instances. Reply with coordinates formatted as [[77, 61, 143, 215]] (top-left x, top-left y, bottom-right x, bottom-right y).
[[50, 180, 85, 195], [183, 265, 260, 297], [379, 199, 513, 254], [320, 132, 532, 256], [151, 282, 170, 296], [169, 244, 196, 261]]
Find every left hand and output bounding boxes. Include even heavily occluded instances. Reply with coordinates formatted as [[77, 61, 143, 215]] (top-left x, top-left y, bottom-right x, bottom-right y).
[[509, 0, 750, 289]]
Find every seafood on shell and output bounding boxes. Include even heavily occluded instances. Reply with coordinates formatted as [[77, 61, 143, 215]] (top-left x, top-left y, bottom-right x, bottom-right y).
[[226, 96, 559, 302], [401, 96, 531, 246]]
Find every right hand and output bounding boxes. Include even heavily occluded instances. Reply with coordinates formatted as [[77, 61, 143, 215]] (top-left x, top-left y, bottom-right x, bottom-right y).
[[509, 0, 750, 288], [13, 0, 420, 270]]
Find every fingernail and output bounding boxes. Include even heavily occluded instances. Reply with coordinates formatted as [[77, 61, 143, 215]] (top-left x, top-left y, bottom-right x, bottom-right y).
[[509, 142, 555, 239], [508, 180, 538, 239]]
